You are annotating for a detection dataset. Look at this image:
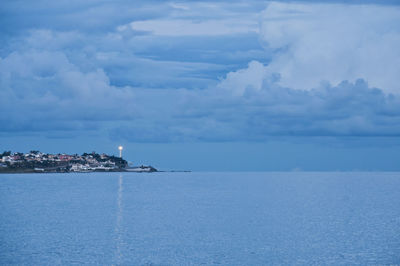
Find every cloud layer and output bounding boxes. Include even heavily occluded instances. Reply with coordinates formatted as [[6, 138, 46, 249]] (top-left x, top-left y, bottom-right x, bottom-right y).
[[1, 1, 400, 143]]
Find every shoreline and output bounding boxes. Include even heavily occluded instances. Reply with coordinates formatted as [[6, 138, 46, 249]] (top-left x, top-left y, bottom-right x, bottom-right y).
[[0, 169, 191, 174]]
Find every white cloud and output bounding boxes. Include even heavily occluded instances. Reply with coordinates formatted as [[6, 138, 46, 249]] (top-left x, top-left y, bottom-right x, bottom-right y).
[[169, 2, 190, 11], [128, 18, 258, 36], [0, 50, 136, 126], [217, 61, 269, 96], [259, 2, 400, 93]]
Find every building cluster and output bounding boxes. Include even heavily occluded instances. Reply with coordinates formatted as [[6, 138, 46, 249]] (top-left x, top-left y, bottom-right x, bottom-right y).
[[0, 151, 127, 172]]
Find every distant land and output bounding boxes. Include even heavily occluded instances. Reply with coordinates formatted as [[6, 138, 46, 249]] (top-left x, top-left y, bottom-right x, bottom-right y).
[[0, 151, 158, 173]]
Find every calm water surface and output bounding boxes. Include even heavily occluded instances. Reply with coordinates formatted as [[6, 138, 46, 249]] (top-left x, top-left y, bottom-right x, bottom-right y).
[[1, 172, 400, 265]]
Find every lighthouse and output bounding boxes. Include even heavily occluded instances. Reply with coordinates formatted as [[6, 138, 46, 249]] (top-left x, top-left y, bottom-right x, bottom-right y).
[[118, 146, 123, 158]]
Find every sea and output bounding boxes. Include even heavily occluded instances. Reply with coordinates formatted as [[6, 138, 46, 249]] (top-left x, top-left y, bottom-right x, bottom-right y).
[[1, 172, 399, 265]]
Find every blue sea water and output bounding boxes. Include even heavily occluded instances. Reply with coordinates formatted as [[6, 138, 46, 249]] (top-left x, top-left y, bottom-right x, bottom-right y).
[[1, 172, 400, 265]]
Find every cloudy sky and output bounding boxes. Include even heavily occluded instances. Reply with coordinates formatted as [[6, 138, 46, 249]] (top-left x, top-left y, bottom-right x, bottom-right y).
[[1, 0, 400, 171]]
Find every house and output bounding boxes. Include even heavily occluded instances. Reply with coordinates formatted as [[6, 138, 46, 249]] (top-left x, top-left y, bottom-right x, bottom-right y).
[[70, 164, 93, 172], [59, 154, 73, 161]]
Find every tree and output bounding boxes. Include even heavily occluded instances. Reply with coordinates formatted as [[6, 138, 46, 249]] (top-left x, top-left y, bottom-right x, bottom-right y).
[[1, 151, 11, 157]]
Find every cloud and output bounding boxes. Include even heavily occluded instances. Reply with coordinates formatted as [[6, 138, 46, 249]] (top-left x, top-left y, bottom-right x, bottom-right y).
[[1, 1, 268, 89], [259, 2, 400, 94], [1, 0, 400, 143], [0, 49, 136, 133], [217, 61, 271, 96], [0, 0, 171, 36], [128, 18, 258, 36], [109, 73, 400, 142]]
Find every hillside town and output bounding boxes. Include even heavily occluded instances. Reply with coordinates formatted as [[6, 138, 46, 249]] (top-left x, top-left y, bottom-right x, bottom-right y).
[[0, 151, 128, 173]]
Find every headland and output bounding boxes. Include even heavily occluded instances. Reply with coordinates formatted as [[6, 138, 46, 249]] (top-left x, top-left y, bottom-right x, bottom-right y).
[[0, 151, 157, 173]]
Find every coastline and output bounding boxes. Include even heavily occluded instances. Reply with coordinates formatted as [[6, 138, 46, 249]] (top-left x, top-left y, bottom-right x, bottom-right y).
[[0, 167, 195, 174], [0, 170, 194, 174], [0, 167, 158, 174]]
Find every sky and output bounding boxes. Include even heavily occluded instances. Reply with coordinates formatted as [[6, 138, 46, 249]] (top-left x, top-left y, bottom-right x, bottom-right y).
[[1, 0, 400, 171]]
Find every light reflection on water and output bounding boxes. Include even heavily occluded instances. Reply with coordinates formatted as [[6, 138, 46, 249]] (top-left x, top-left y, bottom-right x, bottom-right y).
[[114, 174, 124, 265]]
